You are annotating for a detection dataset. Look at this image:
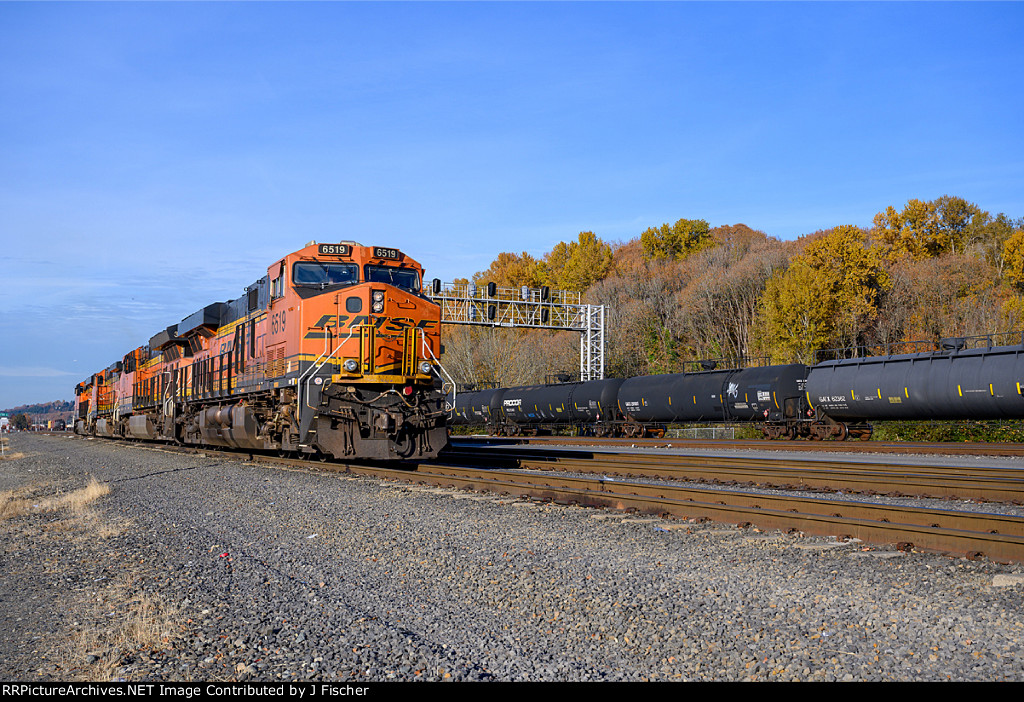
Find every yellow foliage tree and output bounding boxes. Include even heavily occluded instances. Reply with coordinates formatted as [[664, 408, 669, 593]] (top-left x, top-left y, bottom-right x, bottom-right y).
[[873, 199, 943, 259], [472, 252, 544, 288], [754, 225, 890, 363], [540, 231, 614, 292], [640, 218, 713, 261], [755, 263, 834, 364], [1002, 229, 1024, 288], [873, 195, 990, 259]]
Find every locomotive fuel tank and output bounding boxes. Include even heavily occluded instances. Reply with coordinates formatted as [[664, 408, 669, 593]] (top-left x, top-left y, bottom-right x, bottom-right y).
[[806, 344, 1024, 421]]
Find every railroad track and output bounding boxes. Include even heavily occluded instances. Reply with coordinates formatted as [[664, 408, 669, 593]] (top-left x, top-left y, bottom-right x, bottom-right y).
[[247, 456, 1024, 564], [451, 434, 1024, 457], [444, 441, 1024, 503]]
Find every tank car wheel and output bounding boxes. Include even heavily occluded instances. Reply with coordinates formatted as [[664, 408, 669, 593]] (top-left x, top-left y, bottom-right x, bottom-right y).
[[835, 424, 849, 441]]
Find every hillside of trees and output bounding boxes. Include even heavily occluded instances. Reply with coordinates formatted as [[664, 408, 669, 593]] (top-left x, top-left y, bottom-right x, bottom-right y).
[[2, 400, 74, 426], [442, 195, 1024, 387], [3, 400, 73, 416]]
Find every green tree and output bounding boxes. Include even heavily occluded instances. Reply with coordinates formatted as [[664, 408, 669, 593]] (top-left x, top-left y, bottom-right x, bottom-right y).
[[640, 218, 713, 261], [11, 413, 30, 431]]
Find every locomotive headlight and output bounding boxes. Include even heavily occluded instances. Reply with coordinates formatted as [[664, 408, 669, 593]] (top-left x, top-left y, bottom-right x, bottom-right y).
[[371, 290, 385, 313], [343, 359, 359, 372], [418, 361, 432, 375]]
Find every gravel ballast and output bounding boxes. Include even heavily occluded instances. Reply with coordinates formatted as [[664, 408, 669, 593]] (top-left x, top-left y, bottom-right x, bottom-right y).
[[1, 433, 1022, 682]]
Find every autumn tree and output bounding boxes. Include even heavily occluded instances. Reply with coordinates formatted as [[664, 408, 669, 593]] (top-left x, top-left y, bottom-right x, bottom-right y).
[[471, 252, 544, 288], [588, 260, 694, 376], [872, 195, 991, 259], [754, 264, 835, 364], [640, 218, 712, 261], [1000, 228, 1024, 286], [754, 225, 889, 363], [896, 254, 1004, 342], [873, 199, 942, 259], [539, 231, 614, 292], [441, 325, 577, 389], [679, 235, 786, 362]]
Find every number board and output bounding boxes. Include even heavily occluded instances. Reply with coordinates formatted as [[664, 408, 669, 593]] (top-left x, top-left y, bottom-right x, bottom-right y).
[[373, 247, 401, 260], [317, 244, 351, 256]]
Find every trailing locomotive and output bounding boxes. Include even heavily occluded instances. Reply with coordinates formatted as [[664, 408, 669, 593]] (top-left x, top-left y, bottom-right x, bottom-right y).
[[453, 340, 1024, 440], [74, 241, 450, 460]]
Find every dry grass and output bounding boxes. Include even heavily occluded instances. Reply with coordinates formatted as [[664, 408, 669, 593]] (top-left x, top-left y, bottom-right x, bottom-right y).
[[0, 436, 19, 460], [0, 477, 109, 521], [1, 476, 177, 680], [55, 575, 180, 681]]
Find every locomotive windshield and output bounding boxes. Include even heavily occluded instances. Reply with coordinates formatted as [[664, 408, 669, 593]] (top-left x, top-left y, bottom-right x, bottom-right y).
[[293, 262, 359, 288], [365, 265, 420, 293]]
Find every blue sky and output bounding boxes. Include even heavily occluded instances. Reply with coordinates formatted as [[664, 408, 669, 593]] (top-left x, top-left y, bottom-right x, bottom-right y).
[[1, 1, 1022, 407]]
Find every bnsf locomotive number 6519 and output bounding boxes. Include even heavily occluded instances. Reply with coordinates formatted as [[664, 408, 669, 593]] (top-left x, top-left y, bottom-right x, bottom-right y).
[[74, 241, 450, 460]]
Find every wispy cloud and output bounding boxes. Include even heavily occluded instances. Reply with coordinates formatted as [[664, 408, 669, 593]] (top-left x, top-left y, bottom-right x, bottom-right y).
[[0, 366, 78, 378]]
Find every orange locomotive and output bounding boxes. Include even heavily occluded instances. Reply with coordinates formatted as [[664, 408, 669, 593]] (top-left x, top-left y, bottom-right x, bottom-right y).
[[74, 242, 450, 460]]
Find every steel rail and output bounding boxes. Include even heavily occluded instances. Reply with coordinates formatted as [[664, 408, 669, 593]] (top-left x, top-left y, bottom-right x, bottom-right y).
[[451, 435, 1024, 457], [299, 460, 1024, 563], [444, 444, 1024, 503]]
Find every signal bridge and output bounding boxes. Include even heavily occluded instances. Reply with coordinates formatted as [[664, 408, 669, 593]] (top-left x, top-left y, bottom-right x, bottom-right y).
[[427, 280, 607, 381]]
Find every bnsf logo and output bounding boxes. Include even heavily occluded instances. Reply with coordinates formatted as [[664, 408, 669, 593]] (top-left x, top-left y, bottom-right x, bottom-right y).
[[304, 315, 438, 339]]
